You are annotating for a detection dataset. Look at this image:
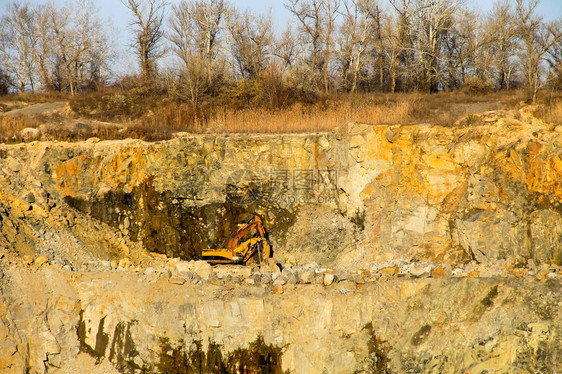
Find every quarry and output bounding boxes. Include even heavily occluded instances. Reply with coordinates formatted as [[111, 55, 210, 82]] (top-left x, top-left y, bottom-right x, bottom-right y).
[[0, 106, 561, 373]]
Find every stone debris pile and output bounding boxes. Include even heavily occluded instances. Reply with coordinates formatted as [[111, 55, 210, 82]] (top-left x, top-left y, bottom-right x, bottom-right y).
[[149, 257, 562, 289], [3, 250, 561, 287]]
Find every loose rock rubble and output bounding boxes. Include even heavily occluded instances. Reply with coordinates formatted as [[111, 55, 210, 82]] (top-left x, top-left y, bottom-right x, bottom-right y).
[[84, 254, 562, 289]]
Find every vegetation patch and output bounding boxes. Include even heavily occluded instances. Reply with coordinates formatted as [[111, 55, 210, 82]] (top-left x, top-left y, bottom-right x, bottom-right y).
[[470, 284, 500, 321], [152, 336, 286, 374], [363, 322, 392, 373], [411, 324, 432, 346], [480, 285, 499, 308], [77, 310, 109, 362]]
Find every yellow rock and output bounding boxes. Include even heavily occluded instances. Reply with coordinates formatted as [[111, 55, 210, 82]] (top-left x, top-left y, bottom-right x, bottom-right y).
[[323, 273, 335, 286], [425, 154, 458, 171], [34, 256, 48, 266], [273, 284, 284, 294], [118, 258, 130, 268], [510, 268, 528, 278], [380, 266, 399, 277], [431, 266, 448, 278], [355, 276, 366, 285], [150, 252, 167, 260]]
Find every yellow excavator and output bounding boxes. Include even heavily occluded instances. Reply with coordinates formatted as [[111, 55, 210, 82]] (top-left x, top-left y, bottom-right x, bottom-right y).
[[201, 215, 272, 264]]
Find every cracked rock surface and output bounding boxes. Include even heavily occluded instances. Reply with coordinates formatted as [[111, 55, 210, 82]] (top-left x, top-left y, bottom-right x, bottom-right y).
[[0, 109, 561, 373]]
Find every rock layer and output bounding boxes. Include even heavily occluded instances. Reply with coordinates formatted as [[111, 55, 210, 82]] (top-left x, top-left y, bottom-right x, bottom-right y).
[[1, 109, 562, 372], [1, 109, 562, 268], [0, 265, 560, 373]]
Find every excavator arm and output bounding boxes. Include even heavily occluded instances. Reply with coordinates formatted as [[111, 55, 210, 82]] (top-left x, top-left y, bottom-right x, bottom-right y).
[[226, 215, 269, 250], [202, 215, 272, 264]]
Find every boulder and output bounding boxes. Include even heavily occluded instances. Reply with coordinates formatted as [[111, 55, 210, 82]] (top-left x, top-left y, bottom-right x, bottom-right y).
[[298, 269, 315, 284], [431, 266, 449, 278], [408, 263, 435, 278], [323, 273, 335, 286], [20, 127, 41, 141], [193, 260, 213, 280], [118, 258, 130, 269], [173, 261, 193, 276], [34, 256, 49, 266]]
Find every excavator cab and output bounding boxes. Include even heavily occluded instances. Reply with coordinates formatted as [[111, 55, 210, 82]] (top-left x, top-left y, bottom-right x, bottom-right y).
[[201, 215, 272, 265]]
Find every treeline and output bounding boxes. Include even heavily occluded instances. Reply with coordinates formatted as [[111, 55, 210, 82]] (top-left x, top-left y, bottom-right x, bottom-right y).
[[1, 0, 562, 104], [0, 0, 111, 95]]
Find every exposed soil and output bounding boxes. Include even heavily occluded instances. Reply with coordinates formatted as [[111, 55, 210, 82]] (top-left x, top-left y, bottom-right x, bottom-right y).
[[3, 101, 67, 116]]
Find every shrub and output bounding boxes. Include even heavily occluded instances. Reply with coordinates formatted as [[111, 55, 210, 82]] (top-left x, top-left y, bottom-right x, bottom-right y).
[[462, 76, 495, 94]]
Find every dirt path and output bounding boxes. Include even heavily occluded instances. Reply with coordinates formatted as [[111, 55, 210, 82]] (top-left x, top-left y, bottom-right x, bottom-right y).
[[3, 101, 67, 116]]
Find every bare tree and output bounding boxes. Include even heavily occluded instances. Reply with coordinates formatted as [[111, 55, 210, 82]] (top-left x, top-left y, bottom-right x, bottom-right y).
[[322, 0, 340, 92], [443, 9, 480, 89], [485, 1, 519, 90], [48, 1, 111, 94], [0, 3, 36, 92], [168, 0, 228, 107], [357, 0, 385, 91], [122, 0, 167, 81], [516, 0, 562, 102], [229, 10, 273, 79], [285, 0, 342, 92], [337, 0, 379, 92], [390, 0, 462, 92], [389, 0, 417, 91], [273, 25, 300, 70], [384, 11, 404, 93], [415, 0, 462, 92], [32, 5, 56, 91], [0, 66, 10, 94], [546, 27, 562, 90], [285, 0, 325, 89], [169, 0, 227, 85]]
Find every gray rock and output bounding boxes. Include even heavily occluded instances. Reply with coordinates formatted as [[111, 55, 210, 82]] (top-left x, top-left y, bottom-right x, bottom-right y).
[[251, 273, 261, 284], [298, 269, 315, 284], [261, 271, 272, 284], [22, 192, 35, 204]]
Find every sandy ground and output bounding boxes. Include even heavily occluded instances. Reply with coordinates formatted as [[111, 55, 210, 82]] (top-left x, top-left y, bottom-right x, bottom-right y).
[[3, 101, 67, 116]]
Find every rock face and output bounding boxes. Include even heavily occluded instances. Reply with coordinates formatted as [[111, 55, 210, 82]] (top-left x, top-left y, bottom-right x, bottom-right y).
[[0, 109, 562, 373], [1, 109, 561, 268], [0, 266, 560, 374]]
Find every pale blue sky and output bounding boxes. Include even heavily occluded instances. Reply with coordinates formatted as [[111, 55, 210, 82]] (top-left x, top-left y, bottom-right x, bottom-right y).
[[1, 0, 560, 75]]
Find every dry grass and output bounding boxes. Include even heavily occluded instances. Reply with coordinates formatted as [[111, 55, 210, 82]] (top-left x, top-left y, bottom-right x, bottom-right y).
[[538, 100, 562, 125], [166, 91, 521, 133], [0, 90, 531, 143], [0, 115, 42, 143], [0, 91, 68, 104], [202, 98, 414, 133]]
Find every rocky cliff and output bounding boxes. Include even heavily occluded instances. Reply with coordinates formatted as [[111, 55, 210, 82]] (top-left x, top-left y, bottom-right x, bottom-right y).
[[0, 108, 560, 373], [1, 264, 560, 374], [3, 108, 562, 267]]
